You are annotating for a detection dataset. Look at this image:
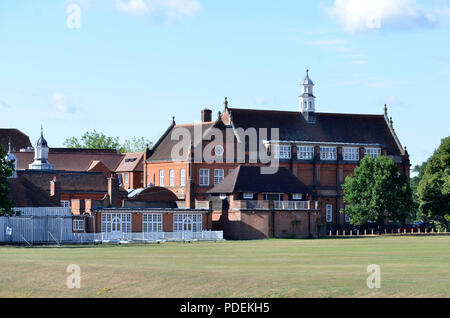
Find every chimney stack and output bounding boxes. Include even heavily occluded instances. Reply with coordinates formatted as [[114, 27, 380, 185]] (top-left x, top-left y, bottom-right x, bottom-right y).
[[50, 176, 61, 203], [201, 109, 212, 122], [108, 176, 120, 207]]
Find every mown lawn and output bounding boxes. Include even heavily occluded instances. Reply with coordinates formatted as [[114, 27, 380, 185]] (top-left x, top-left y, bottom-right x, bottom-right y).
[[0, 236, 449, 298]]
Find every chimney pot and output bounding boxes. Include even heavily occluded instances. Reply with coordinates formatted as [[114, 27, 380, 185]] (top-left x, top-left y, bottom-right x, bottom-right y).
[[108, 177, 120, 207], [201, 109, 212, 122]]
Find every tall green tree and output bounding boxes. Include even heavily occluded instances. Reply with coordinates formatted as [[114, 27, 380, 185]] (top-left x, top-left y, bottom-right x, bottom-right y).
[[64, 131, 152, 154], [342, 155, 412, 232], [0, 144, 14, 216], [64, 130, 121, 150], [417, 137, 450, 230], [410, 161, 428, 221], [121, 136, 153, 153]]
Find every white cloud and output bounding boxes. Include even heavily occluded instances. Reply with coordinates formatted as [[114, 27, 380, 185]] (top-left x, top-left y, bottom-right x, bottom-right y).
[[53, 93, 77, 113], [116, 0, 202, 21], [116, 0, 150, 14], [0, 99, 9, 108], [326, 0, 436, 33], [255, 97, 266, 105]]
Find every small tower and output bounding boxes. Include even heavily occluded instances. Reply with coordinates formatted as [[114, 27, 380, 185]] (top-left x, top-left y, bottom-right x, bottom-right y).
[[299, 69, 316, 123], [28, 126, 54, 170], [6, 138, 17, 178]]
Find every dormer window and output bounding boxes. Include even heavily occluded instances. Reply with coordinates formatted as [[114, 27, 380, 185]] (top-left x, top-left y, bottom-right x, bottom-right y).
[[297, 146, 314, 160], [273, 145, 291, 159], [320, 147, 337, 160], [365, 148, 381, 159], [343, 147, 359, 161]]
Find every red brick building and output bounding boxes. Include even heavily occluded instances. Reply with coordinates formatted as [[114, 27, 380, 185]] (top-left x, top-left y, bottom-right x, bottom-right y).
[[145, 71, 410, 238], [209, 166, 321, 239]]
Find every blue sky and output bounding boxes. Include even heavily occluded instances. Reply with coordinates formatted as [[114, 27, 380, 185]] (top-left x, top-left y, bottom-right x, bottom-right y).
[[0, 0, 449, 169]]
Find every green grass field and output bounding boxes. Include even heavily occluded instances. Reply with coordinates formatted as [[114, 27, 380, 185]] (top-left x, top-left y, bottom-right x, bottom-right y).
[[0, 236, 449, 298]]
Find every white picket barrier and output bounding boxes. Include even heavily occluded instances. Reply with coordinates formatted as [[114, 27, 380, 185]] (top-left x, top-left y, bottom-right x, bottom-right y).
[[70, 231, 224, 243]]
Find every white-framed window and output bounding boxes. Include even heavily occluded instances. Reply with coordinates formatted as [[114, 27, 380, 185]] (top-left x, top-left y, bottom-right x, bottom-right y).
[[173, 214, 203, 233], [73, 219, 85, 231], [243, 193, 254, 199], [199, 169, 210, 186], [343, 147, 359, 161], [320, 147, 337, 160], [180, 169, 186, 187], [124, 173, 129, 184], [297, 146, 314, 160], [101, 213, 132, 233], [214, 169, 225, 185], [273, 144, 292, 159], [169, 170, 175, 187], [61, 200, 71, 208], [159, 170, 164, 186], [365, 147, 381, 159], [292, 193, 303, 200], [143, 213, 163, 233], [345, 213, 350, 223], [326, 204, 333, 223]]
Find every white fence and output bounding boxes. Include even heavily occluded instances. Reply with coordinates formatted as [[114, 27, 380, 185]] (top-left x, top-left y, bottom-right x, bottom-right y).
[[72, 231, 224, 243], [0, 216, 73, 244]]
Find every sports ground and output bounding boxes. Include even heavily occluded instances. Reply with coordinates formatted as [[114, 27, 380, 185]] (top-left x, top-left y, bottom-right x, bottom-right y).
[[0, 236, 449, 298]]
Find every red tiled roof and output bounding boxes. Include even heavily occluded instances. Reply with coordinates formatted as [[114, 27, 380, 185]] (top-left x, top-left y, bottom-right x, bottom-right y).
[[18, 170, 109, 193], [227, 108, 403, 156], [208, 165, 313, 194], [115, 152, 144, 172], [147, 122, 216, 161], [12, 148, 124, 172], [7, 176, 60, 207], [0, 129, 32, 152]]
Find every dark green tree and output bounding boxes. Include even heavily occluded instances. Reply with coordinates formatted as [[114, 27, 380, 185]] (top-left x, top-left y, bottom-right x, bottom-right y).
[[0, 144, 14, 216], [410, 161, 428, 221], [342, 155, 412, 233], [417, 137, 450, 230], [64, 131, 152, 154], [120, 137, 153, 153], [64, 130, 121, 151]]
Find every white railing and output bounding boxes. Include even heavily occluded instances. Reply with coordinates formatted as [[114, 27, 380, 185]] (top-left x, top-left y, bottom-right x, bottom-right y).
[[71, 231, 224, 243], [274, 201, 310, 210], [233, 200, 316, 211]]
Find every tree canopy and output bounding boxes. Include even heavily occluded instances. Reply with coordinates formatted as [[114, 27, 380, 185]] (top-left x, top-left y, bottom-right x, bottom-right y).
[[64, 130, 152, 154], [121, 136, 153, 153], [342, 155, 412, 230], [417, 136, 450, 229], [0, 144, 14, 216], [64, 130, 121, 151]]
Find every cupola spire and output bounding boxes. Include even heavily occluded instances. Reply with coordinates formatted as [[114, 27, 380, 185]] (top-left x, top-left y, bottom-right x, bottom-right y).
[[28, 126, 53, 170], [299, 69, 316, 123]]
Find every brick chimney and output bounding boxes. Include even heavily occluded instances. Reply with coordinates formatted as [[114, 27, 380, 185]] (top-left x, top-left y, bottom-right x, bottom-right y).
[[201, 109, 212, 122], [108, 176, 120, 207], [50, 176, 61, 203]]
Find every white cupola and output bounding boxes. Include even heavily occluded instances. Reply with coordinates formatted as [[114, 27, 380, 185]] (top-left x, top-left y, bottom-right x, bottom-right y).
[[299, 69, 316, 123], [28, 126, 54, 170], [6, 139, 17, 178]]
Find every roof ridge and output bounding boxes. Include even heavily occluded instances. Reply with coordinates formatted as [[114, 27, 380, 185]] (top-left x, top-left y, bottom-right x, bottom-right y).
[[228, 107, 384, 117]]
